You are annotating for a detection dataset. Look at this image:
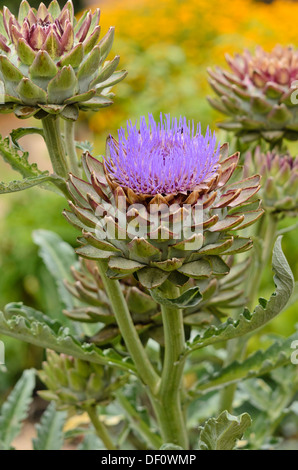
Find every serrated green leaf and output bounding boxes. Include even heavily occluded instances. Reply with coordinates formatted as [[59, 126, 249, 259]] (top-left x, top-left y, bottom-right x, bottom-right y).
[[187, 237, 294, 354], [0, 134, 44, 178], [0, 174, 64, 194], [0, 303, 135, 374], [33, 402, 67, 450], [198, 411, 252, 450], [192, 331, 298, 396], [0, 369, 35, 447], [10, 127, 44, 151]]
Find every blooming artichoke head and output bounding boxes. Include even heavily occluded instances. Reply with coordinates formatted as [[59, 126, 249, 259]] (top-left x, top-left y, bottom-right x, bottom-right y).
[[208, 45, 298, 144], [64, 114, 263, 289], [38, 349, 126, 410], [244, 147, 298, 214], [0, 0, 126, 120]]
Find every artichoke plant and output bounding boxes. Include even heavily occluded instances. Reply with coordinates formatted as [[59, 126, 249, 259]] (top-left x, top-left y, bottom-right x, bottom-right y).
[[244, 148, 298, 214], [38, 349, 126, 410], [64, 257, 248, 346], [208, 45, 298, 145], [0, 0, 126, 120], [64, 114, 263, 290]]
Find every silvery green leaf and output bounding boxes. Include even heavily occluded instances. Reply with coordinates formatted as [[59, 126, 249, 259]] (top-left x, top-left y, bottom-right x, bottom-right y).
[[188, 237, 294, 353], [0, 303, 136, 374], [198, 411, 252, 450], [191, 331, 298, 396], [0, 369, 35, 447], [160, 443, 184, 450], [0, 174, 64, 194], [33, 230, 78, 312], [33, 402, 67, 451]]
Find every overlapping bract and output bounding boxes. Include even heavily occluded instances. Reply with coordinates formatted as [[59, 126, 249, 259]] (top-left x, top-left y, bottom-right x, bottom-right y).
[[208, 45, 298, 144], [244, 148, 298, 214], [0, 0, 126, 120], [64, 258, 248, 346], [38, 349, 126, 410], [64, 116, 263, 289]]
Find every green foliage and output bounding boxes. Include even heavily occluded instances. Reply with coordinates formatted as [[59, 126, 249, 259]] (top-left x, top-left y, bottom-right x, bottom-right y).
[[0, 174, 65, 194], [160, 443, 184, 450], [198, 411, 252, 450], [240, 366, 298, 449], [151, 286, 202, 309], [0, 369, 35, 449], [187, 237, 294, 353], [32, 230, 79, 312], [33, 402, 67, 451], [192, 331, 298, 395], [0, 303, 136, 374], [0, 134, 45, 179]]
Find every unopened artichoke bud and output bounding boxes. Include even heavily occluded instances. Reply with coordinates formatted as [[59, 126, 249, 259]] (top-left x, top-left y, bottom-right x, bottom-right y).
[[64, 114, 263, 290], [244, 148, 298, 214], [38, 350, 126, 410], [0, 0, 126, 120], [208, 45, 298, 145]]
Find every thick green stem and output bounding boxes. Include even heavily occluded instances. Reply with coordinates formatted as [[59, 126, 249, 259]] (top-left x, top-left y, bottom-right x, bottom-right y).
[[64, 120, 80, 176], [154, 284, 188, 449], [97, 260, 160, 393], [115, 391, 163, 449], [85, 404, 116, 450], [42, 115, 68, 178]]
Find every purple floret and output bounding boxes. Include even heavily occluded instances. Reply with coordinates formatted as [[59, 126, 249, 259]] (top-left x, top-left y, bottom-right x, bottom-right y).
[[106, 113, 220, 195]]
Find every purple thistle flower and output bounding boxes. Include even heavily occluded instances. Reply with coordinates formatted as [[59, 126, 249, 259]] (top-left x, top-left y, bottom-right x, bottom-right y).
[[106, 114, 220, 195]]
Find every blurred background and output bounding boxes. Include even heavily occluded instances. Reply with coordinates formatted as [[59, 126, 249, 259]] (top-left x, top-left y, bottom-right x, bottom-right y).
[[0, 0, 297, 396]]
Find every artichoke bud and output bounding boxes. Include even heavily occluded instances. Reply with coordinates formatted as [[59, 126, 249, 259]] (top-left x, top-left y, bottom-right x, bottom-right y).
[[38, 349, 124, 410], [208, 45, 298, 144], [246, 147, 298, 214], [0, 1, 127, 120]]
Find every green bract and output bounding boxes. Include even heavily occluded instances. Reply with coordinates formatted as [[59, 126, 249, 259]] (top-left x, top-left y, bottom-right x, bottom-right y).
[[208, 45, 298, 144], [0, 0, 127, 120], [38, 350, 126, 410], [244, 148, 298, 214]]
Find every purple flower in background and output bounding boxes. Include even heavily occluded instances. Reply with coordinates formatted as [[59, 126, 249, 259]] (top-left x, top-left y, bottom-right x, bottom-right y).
[[105, 114, 220, 195]]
